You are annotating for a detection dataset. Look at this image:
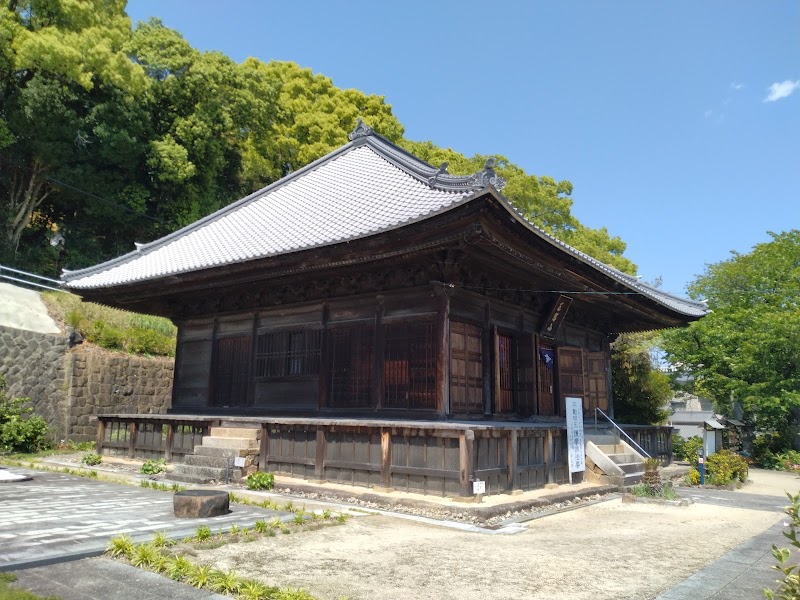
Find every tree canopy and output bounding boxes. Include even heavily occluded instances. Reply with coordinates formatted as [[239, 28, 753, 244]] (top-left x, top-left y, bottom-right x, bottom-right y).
[[662, 230, 800, 447], [1, 3, 637, 278]]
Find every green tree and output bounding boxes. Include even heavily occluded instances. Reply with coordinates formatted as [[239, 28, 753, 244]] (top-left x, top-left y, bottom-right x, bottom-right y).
[[0, 0, 146, 264], [611, 333, 672, 424], [662, 231, 800, 448]]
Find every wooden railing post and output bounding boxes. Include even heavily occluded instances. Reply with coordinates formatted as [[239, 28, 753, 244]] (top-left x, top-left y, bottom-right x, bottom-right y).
[[259, 423, 269, 472], [96, 418, 106, 455], [314, 428, 327, 482], [380, 428, 392, 490], [164, 422, 175, 462], [128, 420, 137, 459], [545, 429, 555, 484], [508, 429, 519, 492], [459, 430, 475, 497]]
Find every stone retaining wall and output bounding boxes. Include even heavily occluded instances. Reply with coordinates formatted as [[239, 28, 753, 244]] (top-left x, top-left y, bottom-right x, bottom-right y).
[[0, 324, 173, 442]]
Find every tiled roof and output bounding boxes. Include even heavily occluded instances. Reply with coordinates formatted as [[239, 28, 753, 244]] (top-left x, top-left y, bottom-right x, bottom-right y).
[[62, 125, 708, 318]]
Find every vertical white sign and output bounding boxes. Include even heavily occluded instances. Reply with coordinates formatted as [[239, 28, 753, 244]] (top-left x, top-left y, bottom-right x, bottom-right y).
[[566, 396, 585, 476]]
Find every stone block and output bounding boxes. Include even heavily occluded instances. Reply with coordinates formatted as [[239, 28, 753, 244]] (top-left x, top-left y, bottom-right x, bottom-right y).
[[173, 490, 231, 518]]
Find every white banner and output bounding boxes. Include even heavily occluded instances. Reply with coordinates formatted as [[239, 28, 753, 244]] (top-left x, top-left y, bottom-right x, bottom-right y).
[[566, 396, 585, 474]]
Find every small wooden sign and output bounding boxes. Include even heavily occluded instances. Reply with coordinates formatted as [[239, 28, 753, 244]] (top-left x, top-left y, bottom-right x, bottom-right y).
[[540, 295, 573, 338], [472, 480, 486, 495]]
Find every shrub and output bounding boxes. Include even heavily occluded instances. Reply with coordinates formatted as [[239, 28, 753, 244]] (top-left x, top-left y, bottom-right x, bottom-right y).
[[684, 468, 701, 485], [678, 435, 703, 467], [81, 453, 102, 466], [141, 458, 167, 475], [0, 376, 50, 453], [706, 449, 748, 486], [765, 492, 800, 599], [754, 432, 791, 469], [775, 450, 800, 472], [246, 471, 275, 491]]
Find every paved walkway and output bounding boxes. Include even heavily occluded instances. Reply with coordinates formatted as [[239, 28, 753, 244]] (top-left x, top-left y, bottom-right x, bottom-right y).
[[0, 467, 290, 571]]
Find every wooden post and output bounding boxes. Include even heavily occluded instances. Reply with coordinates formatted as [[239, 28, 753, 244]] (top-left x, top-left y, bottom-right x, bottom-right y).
[[372, 296, 385, 410], [459, 430, 475, 497], [259, 423, 269, 472], [128, 420, 137, 459], [314, 428, 327, 482], [545, 429, 554, 484], [164, 422, 175, 462], [96, 419, 106, 455], [508, 429, 519, 492], [318, 303, 330, 409], [482, 303, 492, 416], [379, 428, 393, 490], [433, 284, 451, 416]]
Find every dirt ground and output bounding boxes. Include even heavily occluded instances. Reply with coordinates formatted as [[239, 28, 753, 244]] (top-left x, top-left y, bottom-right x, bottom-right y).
[[192, 472, 796, 600]]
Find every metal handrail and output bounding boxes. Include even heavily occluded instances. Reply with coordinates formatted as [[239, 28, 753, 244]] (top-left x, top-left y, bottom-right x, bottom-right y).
[[595, 407, 651, 458], [0, 264, 65, 293]]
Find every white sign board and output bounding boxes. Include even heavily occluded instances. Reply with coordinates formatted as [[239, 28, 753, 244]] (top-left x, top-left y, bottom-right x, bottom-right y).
[[233, 456, 246, 468], [566, 396, 585, 476], [472, 480, 486, 495]]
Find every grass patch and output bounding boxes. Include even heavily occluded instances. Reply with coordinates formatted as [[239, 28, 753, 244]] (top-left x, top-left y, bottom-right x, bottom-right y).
[[41, 291, 176, 357], [0, 573, 61, 600]]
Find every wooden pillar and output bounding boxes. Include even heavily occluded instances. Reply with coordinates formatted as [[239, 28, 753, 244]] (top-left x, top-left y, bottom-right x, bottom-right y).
[[507, 429, 519, 492], [246, 312, 259, 408], [127, 420, 137, 459], [380, 428, 393, 490], [371, 296, 385, 410], [96, 419, 106, 455], [164, 422, 175, 462], [545, 429, 554, 484], [433, 284, 451, 416], [314, 428, 327, 482], [318, 304, 330, 409], [459, 430, 475, 497], [482, 303, 492, 416], [259, 423, 269, 472]]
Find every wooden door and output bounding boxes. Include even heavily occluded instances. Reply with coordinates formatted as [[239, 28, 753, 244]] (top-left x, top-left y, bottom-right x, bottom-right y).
[[557, 346, 586, 417], [587, 351, 609, 415], [536, 337, 555, 416], [516, 333, 536, 416], [494, 330, 514, 414], [212, 335, 251, 408], [450, 321, 483, 415]]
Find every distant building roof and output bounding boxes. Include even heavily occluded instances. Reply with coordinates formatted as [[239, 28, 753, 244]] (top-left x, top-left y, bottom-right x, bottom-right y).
[[62, 121, 709, 319]]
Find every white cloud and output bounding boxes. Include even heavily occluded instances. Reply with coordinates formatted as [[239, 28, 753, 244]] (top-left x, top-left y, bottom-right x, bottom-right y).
[[730, 82, 744, 91], [704, 109, 713, 118], [764, 80, 800, 102]]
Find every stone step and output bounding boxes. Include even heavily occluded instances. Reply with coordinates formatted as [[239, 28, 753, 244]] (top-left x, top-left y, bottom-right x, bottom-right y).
[[167, 472, 212, 485], [172, 464, 241, 481], [616, 462, 645, 475], [201, 437, 259, 450], [183, 454, 238, 469], [595, 444, 626, 454], [194, 445, 256, 458], [607, 453, 642, 465], [623, 472, 644, 486], [208, 426, 260, 440]]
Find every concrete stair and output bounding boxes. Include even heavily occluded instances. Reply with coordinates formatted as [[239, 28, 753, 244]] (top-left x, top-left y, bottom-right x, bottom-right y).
[[585, 440, 645, 487], [169, 426, 260, 485]]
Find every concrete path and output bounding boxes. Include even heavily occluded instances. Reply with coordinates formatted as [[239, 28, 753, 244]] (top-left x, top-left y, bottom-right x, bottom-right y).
[[0, 467, 290, 571], [658, 468, 798, 599], [0, 282, 60, 334]]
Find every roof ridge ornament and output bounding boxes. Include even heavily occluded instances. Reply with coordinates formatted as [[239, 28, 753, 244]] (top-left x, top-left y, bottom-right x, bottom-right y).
[[428, 162, 449, 187], [467, 157, 506, 191], [348, 118, 374, 141]]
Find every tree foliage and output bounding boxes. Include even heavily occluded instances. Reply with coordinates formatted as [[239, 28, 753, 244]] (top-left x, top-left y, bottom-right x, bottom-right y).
[[1, 4, 636, 279], [611, 333, 672, 424], [662, 231, 800, 448]]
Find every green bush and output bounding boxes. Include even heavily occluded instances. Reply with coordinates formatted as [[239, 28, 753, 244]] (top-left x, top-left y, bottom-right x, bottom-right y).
[[775, 450, 800, 472], [0, 376, 50, 453], [245, 471, 275, 491], [754, 432, 792, 469], [678, 435, 703, 467], [706, 449, 748, 486], [141, 458, 167, 475], [685, 468, 701, 485], [765, 492, 800, 599], [81, 453, 103, 466]]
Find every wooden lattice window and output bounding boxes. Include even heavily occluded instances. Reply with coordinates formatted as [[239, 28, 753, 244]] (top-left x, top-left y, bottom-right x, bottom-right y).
[[330, 326, 373, 408], [383, 321, 436, 410], [255, 329, 321, 379]]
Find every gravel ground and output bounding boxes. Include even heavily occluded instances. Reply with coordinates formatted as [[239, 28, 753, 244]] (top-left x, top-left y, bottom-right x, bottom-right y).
[[192, 497, 781, 600]]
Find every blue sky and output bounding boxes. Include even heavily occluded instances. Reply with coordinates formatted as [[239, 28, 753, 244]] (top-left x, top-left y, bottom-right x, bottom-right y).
[[126, 1, 799, 297]]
